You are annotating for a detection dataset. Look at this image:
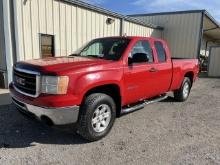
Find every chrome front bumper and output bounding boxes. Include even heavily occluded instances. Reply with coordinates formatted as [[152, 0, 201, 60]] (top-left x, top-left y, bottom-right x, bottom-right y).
[[12, 97, 79, 125]]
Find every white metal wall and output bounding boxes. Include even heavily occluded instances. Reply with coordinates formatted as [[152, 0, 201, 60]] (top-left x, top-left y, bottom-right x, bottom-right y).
[[208, 47, 220, 77], [123, 21, 161, 38], [13, 0, 122, 60], [132, 13, 202, 58], [0, 0, 6, 71], [13, 0, 162, 61], [0, 0, 6, 87]]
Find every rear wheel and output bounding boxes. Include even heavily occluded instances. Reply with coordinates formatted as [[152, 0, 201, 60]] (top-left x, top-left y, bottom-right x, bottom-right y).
[[77, 93, 116, 141], [174, 77, 191, 102]]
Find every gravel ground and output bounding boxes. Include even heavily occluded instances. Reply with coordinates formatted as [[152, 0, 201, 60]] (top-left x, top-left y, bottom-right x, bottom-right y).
[[0, 77, 220, 165]]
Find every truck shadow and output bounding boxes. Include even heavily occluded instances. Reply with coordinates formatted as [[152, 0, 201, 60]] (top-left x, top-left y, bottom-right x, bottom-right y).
[[160, 96, 177, 102], [0, 94, 177, 149], [0, 103, 88, 149]]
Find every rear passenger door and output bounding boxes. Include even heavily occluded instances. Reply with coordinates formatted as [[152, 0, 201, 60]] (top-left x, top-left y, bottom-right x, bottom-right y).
[[153, 41, 172, 95]]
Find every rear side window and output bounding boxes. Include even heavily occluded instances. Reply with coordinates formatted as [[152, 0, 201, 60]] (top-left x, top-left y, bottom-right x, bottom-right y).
[[155, 41, 166, 62], [130, 40, 154, 63]]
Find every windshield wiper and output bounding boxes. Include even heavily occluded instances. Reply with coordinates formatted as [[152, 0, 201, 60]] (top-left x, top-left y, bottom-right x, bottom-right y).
[[69, 54, 104, 59], [87, 55, 104, 59], [69, 54, 79, 57]]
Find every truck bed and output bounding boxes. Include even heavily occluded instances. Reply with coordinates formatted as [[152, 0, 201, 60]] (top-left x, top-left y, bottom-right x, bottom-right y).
[[170, 58, 199, 91]]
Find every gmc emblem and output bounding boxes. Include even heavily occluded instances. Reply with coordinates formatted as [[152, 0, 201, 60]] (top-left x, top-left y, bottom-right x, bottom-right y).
[[15, 76, 26, 86]]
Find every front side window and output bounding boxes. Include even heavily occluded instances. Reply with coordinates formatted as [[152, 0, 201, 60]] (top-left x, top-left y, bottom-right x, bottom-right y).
[[72, 38, 130, 61], [129, 40, 154, 63], [155, 41, 166, 62]]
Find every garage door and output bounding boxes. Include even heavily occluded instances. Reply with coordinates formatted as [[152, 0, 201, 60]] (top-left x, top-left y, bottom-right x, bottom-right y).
[[208, 46, 220, 77]]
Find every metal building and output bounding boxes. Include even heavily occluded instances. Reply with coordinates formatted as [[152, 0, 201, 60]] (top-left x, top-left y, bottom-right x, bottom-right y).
[[0, 0, 162, 88], [129, 10, 220, 59], [1, 1, 220, 89], [208, 46, 220, 77]]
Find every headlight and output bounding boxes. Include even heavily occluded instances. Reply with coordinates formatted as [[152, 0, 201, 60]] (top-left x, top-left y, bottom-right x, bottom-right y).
[[41, 76, 69, 94]]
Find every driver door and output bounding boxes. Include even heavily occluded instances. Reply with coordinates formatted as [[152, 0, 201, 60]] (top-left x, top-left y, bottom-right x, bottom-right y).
[[123, 40, 157, 105]]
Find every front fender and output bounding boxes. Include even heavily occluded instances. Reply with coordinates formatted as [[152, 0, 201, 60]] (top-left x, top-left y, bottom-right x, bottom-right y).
[[73, 70, 123, 103]]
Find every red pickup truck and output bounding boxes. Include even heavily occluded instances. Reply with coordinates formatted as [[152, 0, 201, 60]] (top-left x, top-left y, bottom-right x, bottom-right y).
[[10, 36, 199, 141]]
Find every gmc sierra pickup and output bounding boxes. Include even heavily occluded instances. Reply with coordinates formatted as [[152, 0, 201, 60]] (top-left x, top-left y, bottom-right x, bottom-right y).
[[10, 36, 199, 141]]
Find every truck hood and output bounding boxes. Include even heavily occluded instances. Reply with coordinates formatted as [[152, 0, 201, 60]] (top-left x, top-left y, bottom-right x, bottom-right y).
[[15, 56, 114, 74]]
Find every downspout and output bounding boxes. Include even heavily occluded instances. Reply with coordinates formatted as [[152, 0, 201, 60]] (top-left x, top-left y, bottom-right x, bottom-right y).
[[120, 18, 124, 36], [197, 11, 204, 59], [2, 0, 14, 86]]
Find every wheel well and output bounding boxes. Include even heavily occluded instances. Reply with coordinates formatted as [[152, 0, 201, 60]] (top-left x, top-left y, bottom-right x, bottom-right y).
[[184, 72, 194, 84], [84, 84, 121, 117]]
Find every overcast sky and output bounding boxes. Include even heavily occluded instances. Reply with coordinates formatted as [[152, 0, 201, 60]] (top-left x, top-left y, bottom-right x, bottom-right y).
[[81, 0, 220, 22]]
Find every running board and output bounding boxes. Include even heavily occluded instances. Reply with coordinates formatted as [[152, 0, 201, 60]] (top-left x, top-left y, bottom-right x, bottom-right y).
[[121, 95, 168, 114]]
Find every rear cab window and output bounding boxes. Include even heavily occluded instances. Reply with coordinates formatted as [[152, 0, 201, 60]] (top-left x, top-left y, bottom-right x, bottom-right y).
[[155, 41, 166, 62]]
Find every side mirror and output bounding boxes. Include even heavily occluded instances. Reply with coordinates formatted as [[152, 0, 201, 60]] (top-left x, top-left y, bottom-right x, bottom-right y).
[[128, 57, 133, 65], [129, 53, 149, 65]]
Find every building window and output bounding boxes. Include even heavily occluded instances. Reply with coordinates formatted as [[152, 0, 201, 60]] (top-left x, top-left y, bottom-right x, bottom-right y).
[[155, 41, 166, 62], [40, 34, 55, 58]]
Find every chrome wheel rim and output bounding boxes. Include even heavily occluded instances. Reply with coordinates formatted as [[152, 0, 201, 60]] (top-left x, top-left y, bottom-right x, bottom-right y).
[[183, 82, 190, 98], [91, 104, 111, 133]]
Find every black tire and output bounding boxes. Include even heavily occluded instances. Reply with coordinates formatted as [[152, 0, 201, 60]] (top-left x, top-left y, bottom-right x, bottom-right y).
[[174, 77, 191, 102], [77, 93, 116, 141]]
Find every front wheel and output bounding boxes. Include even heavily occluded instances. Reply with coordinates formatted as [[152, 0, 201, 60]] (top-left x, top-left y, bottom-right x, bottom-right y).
[[77, 93, 116, 141], [174, 77, 191, 102]]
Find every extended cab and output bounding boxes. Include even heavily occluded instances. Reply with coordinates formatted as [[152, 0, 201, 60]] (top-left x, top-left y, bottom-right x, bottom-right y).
[[10, 37, 199, 141]]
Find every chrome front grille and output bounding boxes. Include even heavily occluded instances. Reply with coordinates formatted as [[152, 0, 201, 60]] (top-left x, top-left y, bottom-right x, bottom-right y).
[[13, 68, 40, 97]]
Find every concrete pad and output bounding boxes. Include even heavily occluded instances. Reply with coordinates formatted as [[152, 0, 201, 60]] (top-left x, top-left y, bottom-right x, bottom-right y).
[[0, 89, 11, 105]]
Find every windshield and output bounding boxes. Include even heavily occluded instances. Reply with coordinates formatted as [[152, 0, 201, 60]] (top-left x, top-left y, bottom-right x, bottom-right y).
[[70, 38, 130, 61]]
